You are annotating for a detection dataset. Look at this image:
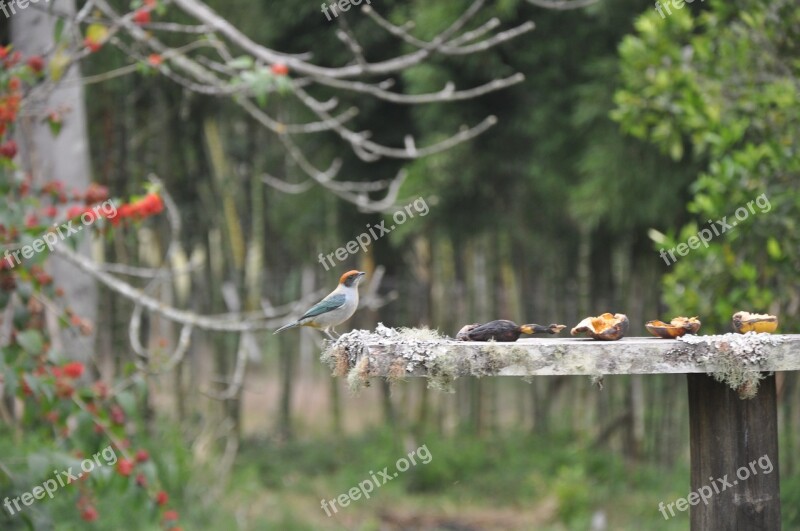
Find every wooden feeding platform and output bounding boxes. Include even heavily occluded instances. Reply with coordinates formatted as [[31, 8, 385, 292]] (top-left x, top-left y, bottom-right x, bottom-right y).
[[322, 326, 800, 530]]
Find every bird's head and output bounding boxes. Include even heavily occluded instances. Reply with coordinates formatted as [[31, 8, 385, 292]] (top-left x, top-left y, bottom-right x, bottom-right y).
[[340, 270, 366, 288]]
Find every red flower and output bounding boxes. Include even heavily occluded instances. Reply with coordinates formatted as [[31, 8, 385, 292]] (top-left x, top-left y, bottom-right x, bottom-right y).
[[135, 449, 150, 462], [78, 206, 101, 224], [81, 506, 99, 522], [144, 0, 158, 6], [25, 214, 39, 228], [34, 271, 53, 286], [135, 193, 164, 216], [116, 459, 134, 477], [84, 37, 103, 53], [163, 510, 178, 521], [42, 180, 65, 194], [0, 140, 17, 158], [132, 9, 151, 25], [63, 361, 85, 378], [55, 380, 74, 398], [155, 491, 169, 506], [135, 473, 147, 487], [66, 205, 84, 219], [43, 205, 57, 218], [8, 77, 21, 91], [148, 54, 162, 67], [110, 192, 164, 225], [3, 51, 21, 69], [27, 56, 45, 73], [92, 381, 109, 398], [84, 183, 109, 204], [110, 404, 126, 425], [271, 63, 289, 76], [0, 46, 9, 60]]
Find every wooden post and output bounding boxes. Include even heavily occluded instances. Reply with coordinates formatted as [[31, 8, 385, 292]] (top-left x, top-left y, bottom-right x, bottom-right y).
[[687, 373, 781, 530]]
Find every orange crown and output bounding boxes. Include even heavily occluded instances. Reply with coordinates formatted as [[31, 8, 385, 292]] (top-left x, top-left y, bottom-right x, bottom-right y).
[[339, 270, 362, 284]]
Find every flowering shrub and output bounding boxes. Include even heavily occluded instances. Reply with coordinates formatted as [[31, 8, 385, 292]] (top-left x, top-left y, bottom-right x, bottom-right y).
[[0, 47, 179, 529]]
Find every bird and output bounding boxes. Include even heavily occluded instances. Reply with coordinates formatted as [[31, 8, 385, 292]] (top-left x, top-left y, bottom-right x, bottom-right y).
[[456, 320, 566, 342], [274, 270, 366, 339]]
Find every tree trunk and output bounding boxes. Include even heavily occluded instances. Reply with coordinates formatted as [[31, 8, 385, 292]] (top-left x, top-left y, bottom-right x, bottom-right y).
[[12, 2, 96, 358]]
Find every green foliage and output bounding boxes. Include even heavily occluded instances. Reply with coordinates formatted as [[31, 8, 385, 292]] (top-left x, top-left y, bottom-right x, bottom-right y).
[[784, 474, 800, 528], [614, 0, 800, 330]]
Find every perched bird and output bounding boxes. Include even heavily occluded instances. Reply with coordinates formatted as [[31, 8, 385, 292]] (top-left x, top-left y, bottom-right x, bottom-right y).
[[274, 270, 366, 339], [456, 320, 566, 342]]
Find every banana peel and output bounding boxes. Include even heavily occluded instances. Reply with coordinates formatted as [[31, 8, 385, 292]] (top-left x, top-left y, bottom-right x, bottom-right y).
[[456, 320, 566, 342], [570, 313, 629, 341], [646, 316, 701, 339], [732, 311, 778, 334]]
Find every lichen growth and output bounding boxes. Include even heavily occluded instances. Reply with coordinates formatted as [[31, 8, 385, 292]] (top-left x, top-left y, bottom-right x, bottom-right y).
[[590, 374, 604, 390], [346, 357, 371, 394], [480, 342, 536, 375], [320, 323, 541, 393], [676, 332, 784, 399], [321, 323, 450, 392], [395, 326, 446, 341]]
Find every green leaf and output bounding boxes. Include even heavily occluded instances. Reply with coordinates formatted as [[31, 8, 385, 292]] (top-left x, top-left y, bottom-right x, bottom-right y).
[[766, 238, 782, 260], [228, 56, 254, 70], [4, 368, 18, 396], [116, 390, 137, 416], [54, 19, 65, 43], [48, 118, 63, 137], [16, 329, 44, 355]]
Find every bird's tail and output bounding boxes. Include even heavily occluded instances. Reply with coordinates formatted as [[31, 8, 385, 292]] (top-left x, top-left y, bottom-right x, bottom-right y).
[[274, 322, 299, 334]]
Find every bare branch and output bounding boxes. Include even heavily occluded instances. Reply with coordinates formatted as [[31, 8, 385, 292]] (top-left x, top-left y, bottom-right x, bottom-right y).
[[526, 0, 601, 10]]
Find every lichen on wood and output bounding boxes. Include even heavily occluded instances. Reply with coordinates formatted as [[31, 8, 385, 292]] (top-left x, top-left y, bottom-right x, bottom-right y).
[[321, 323, 542, 392], [321, 326, 799, 395], [675, 332, 784, 399]]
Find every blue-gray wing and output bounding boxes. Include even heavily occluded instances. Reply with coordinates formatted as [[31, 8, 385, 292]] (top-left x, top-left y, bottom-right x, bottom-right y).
[[300, 294, 346, 320]]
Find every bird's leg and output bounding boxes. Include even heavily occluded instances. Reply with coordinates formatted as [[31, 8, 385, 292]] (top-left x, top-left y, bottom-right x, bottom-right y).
[[324, 329, 337, 340]]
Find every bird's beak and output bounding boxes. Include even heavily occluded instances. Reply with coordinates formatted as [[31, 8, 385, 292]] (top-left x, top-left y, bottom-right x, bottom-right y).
[[357, 271, 366, 279]]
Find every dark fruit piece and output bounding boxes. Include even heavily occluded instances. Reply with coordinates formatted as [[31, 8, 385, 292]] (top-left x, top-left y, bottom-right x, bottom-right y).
[[457, 320, 565, 342]]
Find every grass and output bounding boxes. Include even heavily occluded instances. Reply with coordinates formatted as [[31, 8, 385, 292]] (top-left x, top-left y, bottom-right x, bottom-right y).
[[4, 424, 798, 529], [226, 428, 698, 530]]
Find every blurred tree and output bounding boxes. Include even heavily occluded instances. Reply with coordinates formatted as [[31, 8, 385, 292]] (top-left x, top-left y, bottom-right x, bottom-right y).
[[12, 1, 97, 357], [613, 0, 799, 331]]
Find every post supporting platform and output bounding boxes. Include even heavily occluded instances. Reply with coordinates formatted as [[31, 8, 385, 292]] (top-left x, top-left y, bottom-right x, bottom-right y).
[[687, 373, 780, 530]]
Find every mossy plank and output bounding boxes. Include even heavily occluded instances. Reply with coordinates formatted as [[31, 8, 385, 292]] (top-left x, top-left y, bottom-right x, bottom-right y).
[[323, 329, 800, 379]]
